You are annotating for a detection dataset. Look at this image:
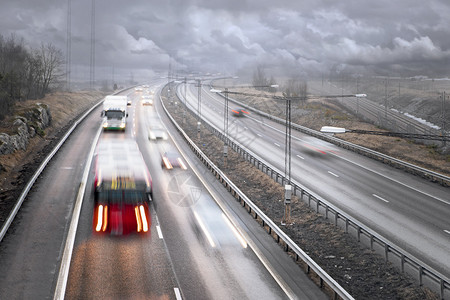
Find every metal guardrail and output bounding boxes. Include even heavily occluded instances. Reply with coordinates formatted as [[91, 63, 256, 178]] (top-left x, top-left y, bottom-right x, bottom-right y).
[[212, 89, 450, 187], [170, 84, 450, 299], [160, 89, 355, 300]]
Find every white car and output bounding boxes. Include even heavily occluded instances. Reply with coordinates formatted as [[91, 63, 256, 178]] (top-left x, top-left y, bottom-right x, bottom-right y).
[[141, 95, 153, 106], [148, 124, 168, 140]]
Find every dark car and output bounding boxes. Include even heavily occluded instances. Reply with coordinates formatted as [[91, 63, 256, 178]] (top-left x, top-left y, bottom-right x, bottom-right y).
[[231, 108, 250, 117], [161, 150, 187, 170]]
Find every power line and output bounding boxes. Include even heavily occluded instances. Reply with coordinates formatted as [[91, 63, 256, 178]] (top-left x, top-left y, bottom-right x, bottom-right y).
[[90, 0, 95, 89], [66, 0, 71, 91]]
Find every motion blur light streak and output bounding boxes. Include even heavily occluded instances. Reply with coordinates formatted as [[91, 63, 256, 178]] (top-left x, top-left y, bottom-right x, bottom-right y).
[[163, 157, 172, 169], [95, 205, 104, 232], [177, 158, 187, 170], [194, 211, 216, 248], [140, 205, 149, 232], [135, 206, 142, 232], [222, 213, 247, 248], [102, 206, 108, 232]]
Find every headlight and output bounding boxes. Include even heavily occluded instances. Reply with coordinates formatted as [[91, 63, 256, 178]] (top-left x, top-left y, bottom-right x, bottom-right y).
[[103, 122, 108, 128], [149, 132, 156, 140]]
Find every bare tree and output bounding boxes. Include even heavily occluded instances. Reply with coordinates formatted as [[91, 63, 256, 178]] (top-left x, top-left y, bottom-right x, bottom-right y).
[[36, 43, 65, 97], [0, 35, 65, 119], [252, 65, 268, 89], [283, 77, 308, 103]]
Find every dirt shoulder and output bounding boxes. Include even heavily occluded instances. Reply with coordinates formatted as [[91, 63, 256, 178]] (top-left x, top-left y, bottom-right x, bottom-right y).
[[0, 91, 106, 226]]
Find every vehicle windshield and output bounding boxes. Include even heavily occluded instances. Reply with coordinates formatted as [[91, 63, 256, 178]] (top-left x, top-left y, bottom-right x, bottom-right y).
[[105, 111, 124, 119]]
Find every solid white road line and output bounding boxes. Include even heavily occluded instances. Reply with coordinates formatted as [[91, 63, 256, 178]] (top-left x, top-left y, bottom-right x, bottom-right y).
[[53, 126, 102, 300], [174, 287, 182, 300], [156, 225, 163, 239]]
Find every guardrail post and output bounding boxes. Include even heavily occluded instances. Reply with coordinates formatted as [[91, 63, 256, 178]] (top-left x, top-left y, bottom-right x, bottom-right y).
[[419, 266, 423, 286], [385, 244, 389, 263], [401, 254, 405, 273], [357, 226, 361, 242], [345, 219, 349, 233]]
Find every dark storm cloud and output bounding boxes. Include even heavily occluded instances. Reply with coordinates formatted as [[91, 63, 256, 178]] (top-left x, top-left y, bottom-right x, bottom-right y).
[[1, 0, 450, 80]]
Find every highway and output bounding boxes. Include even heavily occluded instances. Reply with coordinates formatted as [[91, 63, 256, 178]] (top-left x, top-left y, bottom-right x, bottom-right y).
[[0, 83, 328, 299], [181, 82, 450, 279]]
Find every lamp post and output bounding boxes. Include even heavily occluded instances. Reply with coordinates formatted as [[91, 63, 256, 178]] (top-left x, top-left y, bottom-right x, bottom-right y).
[[223, 87, 229, 167], [440, 91, 448, 146], [282, 96, 292, 226]]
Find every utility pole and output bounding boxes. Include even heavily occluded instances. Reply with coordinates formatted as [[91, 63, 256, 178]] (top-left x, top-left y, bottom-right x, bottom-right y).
[[196, 79, 202, 139], [384, 78, 388, 119], [441, 91, 448, 146], [223, 88, 229, 167], [183, 77, 187, 124], [282, 97, 292, 225], [90, 0, 95, 89], [66, 0, 72, 91]]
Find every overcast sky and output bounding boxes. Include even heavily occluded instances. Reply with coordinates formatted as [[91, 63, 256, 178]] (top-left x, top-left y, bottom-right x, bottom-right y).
[[2, 0, 450, 82]]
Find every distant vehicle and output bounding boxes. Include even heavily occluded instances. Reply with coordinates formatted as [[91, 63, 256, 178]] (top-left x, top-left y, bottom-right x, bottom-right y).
[[135, 86, 143, 92], [141, 95, 153, 106], [161, 150, 187, 170], [148, 124, 168, 140], [101, 95, 128, 131], [93, 139, 152, 235], [231, 108, 250, 117]]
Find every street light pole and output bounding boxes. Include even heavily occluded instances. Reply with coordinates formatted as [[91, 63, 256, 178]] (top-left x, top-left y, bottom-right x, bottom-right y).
[[183, 77, 187, 124], [223, 88, 229, 167], [441, 91, 448, 146], [196, 79, 202, 139], [282, 97, 292, 225]]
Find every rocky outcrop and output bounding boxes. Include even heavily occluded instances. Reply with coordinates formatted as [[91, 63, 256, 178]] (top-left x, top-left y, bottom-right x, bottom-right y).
[[0, 103, 51, 155]]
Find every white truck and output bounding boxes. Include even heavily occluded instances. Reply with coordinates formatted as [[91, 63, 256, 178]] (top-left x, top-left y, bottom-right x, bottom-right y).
[[101, 95, 128, 131]]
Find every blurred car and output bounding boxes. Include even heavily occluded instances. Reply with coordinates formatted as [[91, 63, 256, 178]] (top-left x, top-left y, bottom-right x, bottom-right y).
[[161, 150, 187, 170], [231, 108, 250, 117], [135, 86, 143, 92], [148, 124, 168, 140], [141, 95, 153, 106]]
